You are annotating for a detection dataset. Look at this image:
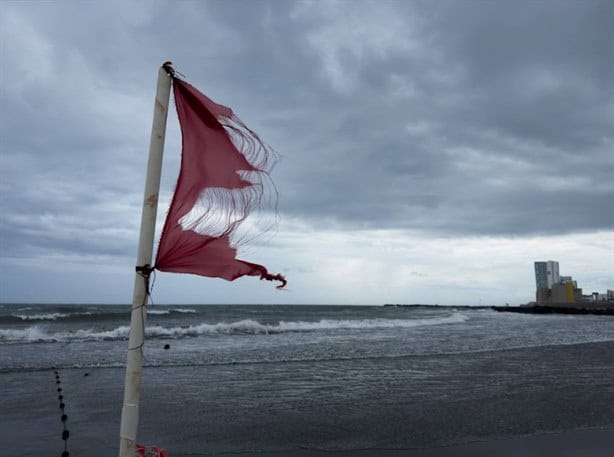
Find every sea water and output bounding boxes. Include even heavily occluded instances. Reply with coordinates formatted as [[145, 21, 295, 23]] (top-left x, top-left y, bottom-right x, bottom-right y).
[[1, 304, 614, 456]]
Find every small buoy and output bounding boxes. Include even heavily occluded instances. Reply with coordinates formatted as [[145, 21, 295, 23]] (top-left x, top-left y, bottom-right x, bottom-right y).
[[164, 344, 170, 350], [62, 451, 69, 457], [60, 402, 65, 410], [84, 372, 89, 377], [62, 430, 69, 440], [61, 414, 67, 422]]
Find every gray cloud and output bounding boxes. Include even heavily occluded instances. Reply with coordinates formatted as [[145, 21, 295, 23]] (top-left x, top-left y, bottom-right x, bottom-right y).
[[269, 1, 614, 234], [1, 0, 612, 272]]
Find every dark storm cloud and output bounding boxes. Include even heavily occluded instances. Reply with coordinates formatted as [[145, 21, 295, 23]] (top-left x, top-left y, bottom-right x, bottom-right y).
[[273, 0, 614, 235], [1, 0, 612, 266]]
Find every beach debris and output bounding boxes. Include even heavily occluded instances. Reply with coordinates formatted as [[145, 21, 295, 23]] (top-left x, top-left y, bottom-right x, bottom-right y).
[[136, 444, 169, 457]]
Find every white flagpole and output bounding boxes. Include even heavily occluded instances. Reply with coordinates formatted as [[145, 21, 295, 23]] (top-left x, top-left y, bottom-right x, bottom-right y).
[[119, 62, 173, 457]]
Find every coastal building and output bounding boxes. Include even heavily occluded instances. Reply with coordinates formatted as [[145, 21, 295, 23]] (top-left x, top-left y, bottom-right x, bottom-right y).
[[592, 292, 610, 302], [550, 282, 582, 303], [533, 261, 613, 308], [534, 261, 560, 289], [534, 261, 581, 304]]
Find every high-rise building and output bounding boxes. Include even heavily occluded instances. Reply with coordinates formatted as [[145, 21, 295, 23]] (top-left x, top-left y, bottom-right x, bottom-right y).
[[534, 260, 560, 289], [549, 261, 560, 286], [535, 262, 548, 289]]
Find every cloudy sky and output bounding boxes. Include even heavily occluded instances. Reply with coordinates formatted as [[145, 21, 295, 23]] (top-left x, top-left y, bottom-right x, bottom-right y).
[[1, 0, 612, 305]]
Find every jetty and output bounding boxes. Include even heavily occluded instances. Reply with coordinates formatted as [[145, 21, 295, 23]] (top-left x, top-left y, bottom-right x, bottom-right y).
[[384, 303, 614, 316], [492, 302, 614, 316]]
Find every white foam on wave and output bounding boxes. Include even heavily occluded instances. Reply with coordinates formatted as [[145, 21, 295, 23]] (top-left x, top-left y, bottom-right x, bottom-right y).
[[0, 313, 468, 343], [73, 326, 132, 340], [144, 313, 469, 337], [11, 311, 94, 321], [0, 325, 132, 343], [12, 313, 69, 321], [148, 308, 197, 315], [0, 326, 49, 342]]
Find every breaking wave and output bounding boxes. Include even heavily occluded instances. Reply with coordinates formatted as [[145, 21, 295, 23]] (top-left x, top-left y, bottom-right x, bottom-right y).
[[0, 313, 467, 344], [147, 308, 197, 316], [0, 325, 131, 343], [12, 313, 69, 321], [3, 308, 197, 323], [10, 312, 94, 321]]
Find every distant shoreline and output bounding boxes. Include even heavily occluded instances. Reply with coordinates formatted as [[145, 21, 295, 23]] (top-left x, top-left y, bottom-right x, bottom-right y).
[[492, 304, 614, 316], [385, 303, 614, 316], [383, 304, 493, 309]]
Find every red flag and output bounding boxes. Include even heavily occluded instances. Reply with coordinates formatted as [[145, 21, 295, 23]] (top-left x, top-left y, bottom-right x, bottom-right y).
[[155, 77, 286, 288]]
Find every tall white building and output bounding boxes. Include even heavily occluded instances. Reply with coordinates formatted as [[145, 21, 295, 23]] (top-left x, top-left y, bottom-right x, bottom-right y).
[[534, 260, 560, 289]]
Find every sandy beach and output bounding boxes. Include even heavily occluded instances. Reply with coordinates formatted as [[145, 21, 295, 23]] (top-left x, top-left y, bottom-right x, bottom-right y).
[[3, 365, 613, 457], [2, 305, 613, 457]]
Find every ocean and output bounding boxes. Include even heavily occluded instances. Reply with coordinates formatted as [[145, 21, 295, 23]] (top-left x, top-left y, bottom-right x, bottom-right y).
[[1, 303, 613, 456]]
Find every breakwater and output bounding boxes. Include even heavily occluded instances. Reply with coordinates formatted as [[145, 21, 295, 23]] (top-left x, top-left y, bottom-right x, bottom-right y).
[[385, 303, 614, 316], [493, 303, 614, 316]]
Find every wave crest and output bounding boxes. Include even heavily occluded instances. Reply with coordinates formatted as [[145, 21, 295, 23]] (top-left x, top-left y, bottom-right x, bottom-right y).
[[147, 313, 468, 337], [12, 313, 69, 321], [0, 313, 467, 344], [4, 307, 196, 322]]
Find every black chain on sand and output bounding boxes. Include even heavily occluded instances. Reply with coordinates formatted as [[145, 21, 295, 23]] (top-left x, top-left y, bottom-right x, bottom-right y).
[[53, 368, 70, 457]]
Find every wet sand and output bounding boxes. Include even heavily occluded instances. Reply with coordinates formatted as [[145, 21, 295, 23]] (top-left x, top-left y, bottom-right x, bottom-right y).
[[2, 365, 613, 457]]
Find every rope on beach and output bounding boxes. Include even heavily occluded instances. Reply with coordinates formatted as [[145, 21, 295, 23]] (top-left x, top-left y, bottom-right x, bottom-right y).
[[52, 368, 70, 457]]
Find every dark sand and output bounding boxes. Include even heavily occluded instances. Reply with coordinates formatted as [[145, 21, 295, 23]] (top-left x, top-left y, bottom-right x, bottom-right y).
[[3, 365, 613, 457]]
